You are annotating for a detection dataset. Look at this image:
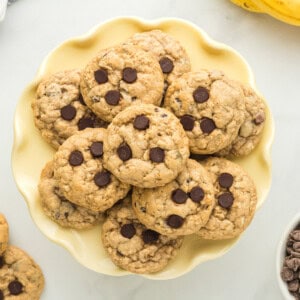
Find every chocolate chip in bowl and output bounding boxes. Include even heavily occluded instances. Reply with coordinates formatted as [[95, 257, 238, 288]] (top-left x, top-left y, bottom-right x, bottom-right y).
[[277, 212, 300, 299]]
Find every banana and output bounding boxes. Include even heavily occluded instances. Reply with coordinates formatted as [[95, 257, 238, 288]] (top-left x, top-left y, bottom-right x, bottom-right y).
[[231, 0, 262, 12], [251, 0, 300, 25]]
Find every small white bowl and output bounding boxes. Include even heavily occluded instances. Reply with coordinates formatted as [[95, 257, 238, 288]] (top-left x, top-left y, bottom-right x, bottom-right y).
[[276, 212, 300, 299]]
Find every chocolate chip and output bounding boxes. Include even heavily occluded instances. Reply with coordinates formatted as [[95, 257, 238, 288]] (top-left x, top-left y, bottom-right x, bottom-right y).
[[149, 147, 165, 163], [120, 224, 136, 239], [0, 290, 3, 300], [142, 229, 159, 244], [189, 187, 205, 203], [171, 189, 188, 204], [0, 256, 3, 268], [180, 115, 195, 131], [78, 94, 86, 106], [281, 267, 295, 282], [286, 257, 300, 272], [94, 69, 108, 84], [78, 117, 94, 130], [200, 117, 216, 134], [253, 113, 265, 125], [122, 67, 137, 83], [133, 115, 149, 130], [166, 215, 184, 228], [218, 192, 234, 209], [105, 90, 121, 106], [60, 105, 76, 121], [90, 142, 103, 158], [8, 280, 23, 295], [294, 242, 300, 253], [159, 57, 174, 74], [61, 87, 67, 93], [288, 279, 300, 292], [193, 87, 209, 103], [218, 173, 234, 188], [117, 143, 132, 161], [69, 150, 84, 166], [291, 230, 300, 241], [189, 153, 210, 161], [94, 171, 111, 188]]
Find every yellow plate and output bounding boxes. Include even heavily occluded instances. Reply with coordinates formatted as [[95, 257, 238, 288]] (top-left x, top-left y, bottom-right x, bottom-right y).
[[12, 17, 274, 280]]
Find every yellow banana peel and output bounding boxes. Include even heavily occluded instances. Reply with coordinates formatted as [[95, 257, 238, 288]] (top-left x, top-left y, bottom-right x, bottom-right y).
[[231, 0, 300, 25], [231, 0, 262, 12]]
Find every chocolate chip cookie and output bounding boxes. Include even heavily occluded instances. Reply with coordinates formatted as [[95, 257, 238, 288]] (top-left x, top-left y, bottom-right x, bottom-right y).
[[0, 245, 44, 300], [126, 30, 191, 86], [80, 44, 164, 122], [53, 128, 130, 212], [217, 85, 266, 157], [102, 197, 183, 274], [164, 70, 246, 154], [32, 69, 108, 149], [132, 159, 215, 236], [0, 214, 8, 255], [39, 161, 104, 229], [103, 104, 190, 188], [197, 157, 257, 240]]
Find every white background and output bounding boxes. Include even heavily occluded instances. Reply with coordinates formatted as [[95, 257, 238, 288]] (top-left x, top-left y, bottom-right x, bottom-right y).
[[0, 0, 299, 299]]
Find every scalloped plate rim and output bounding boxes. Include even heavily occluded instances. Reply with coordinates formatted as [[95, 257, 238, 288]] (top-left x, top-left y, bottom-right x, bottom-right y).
[[11, 16, 274, 280]]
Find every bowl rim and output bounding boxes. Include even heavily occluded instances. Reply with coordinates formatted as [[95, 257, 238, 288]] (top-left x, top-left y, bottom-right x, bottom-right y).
[[276, 211, 300, 299], [11, 16, 275, 279]]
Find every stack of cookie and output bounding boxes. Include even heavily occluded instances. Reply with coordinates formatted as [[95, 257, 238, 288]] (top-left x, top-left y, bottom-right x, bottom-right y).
[[0, 214, 44, 299], [33, 30, 266, 274]]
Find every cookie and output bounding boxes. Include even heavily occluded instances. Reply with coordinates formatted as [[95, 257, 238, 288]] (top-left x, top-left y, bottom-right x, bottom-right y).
[[0, 214, 8, 255], [38, 161, 104, 229], [53, 128, 131, 212], [217, 85, 266, 157], [103, 104, 190, 188], [126, 30, 191, 86], [80, 44, 164, 122], [32, 69, 108, 149], [0, 245, 44, 300], [197, 157, 257, 240], [101, 197, 183, 274], [164, 70, 246, 154], [132, 159, 215, 236]]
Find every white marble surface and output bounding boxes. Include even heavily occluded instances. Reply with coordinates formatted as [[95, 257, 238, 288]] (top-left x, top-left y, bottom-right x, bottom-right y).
[[0, 0, 299, 299]]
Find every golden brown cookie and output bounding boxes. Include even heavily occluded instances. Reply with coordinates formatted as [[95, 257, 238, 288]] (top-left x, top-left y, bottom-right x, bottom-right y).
[[53, 128, 131, 212], [39, 161, 104, 229], [132, 159, 215, 236], [164, 70, 246, 154], [103, 104, 190, 188], [126, 30, 191, 86], [32, 69, 108, 149], [197, 157, 257, 240], [217, 85, 266, 157], [0, 214, 8, 256], [0, 245, 44, 300], [80, 44, 164, 122], [102, 197, 183, 274]]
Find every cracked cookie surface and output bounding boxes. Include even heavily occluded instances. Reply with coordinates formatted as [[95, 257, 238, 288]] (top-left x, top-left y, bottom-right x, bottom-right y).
[[217, 85, 266, 157], [38, 161, 104, 229], [80, 44, 164, 122], [132, 159, 215, 236], [101, 197, 183, 274], [103, 104, 190, 188], [126, 30, 191, 86], [197, 157, 257, 240], [53, 128, 130, 212], [164, 70, 246, 154], [0, 245, 44, 300], [32, 69, 108, 149], [0, 214, 8, 256]]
